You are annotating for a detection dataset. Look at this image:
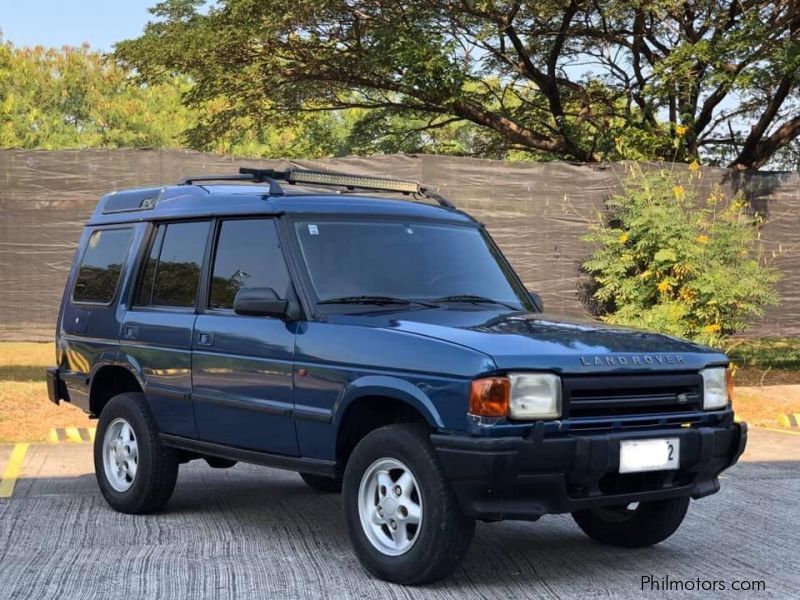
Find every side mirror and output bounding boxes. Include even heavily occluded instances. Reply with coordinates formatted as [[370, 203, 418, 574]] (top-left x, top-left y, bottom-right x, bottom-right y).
[[233, 287, 289, 318], [528, 289, 544, 312]]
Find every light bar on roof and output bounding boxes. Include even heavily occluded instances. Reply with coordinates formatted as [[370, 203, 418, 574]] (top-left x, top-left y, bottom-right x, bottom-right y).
[[286, 169, 420, 194]]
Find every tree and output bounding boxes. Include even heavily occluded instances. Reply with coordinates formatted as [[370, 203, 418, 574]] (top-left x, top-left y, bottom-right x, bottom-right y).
[[0, 41, 195, 149], [115, 0, 800, 169], [582, 166, 780, 346], [0, 39, 359, 157]]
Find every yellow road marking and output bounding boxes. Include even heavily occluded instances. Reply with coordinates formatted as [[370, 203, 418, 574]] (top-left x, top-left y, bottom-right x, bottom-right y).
[[65, 427, 83, 443], [0, 443, 30, 499], [47, 427, 96, 444], [776, 413, 800, 428], [755, 426, 800, 436]]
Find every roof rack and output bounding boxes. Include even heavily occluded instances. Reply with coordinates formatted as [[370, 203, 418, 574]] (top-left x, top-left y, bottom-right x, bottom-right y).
[[177, 173, 285, 195], [177, 167, 454, 208]]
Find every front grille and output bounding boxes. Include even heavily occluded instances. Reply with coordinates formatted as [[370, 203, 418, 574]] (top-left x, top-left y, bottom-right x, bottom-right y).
[[563, 373, 702, 419]]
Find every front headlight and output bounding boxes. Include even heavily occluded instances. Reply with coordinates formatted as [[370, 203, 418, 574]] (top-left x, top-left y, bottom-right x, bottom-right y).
[[701, 367, 730, 409], [509, 373, 562, 419]]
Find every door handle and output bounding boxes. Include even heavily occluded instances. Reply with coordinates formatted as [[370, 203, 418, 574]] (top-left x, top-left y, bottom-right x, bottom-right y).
[[123, 325, 138, 340], [197, 332, 214, 346]]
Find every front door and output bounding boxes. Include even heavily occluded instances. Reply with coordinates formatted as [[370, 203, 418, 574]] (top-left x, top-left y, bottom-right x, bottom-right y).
[[191, 218, 299, 455]]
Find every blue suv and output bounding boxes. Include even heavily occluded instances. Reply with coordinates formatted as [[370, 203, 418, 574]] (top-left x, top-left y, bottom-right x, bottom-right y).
[[47, 167, 746, 584]]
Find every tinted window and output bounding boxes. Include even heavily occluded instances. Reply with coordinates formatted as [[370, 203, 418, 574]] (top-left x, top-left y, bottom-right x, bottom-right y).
[[73, 228, 133, 303], [294, 220, 528, 307], [135, 225, 165, 306], [210, 219, 292, 310], [135, 221, 209, 307]]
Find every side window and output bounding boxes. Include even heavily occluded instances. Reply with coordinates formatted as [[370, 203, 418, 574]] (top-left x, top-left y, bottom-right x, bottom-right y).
[[209, 219, 292, 310], [73, 228, 133, 304], [134, 221, 209, 308]]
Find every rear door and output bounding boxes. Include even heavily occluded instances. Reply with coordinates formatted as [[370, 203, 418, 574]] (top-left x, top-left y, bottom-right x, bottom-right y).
[[191, 217, 299, 455], [120, 220, 211, 438]]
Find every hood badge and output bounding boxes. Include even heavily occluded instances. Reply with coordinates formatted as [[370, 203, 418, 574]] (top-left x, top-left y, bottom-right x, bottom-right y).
[[580, 354, 686, 367]]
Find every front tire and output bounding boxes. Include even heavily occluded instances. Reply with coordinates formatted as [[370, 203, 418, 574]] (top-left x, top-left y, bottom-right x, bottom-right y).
[[572, 496, 690, 547], [94, 392, 179, 514], [342, 424, 475, 585]]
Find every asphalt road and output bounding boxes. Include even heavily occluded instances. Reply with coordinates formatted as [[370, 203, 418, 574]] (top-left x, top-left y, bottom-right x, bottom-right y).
[[0, 428, 797, 599]]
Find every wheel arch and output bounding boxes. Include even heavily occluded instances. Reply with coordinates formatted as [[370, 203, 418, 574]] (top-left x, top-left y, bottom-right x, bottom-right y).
[[333, 376, 444, 465], [89, 362, 144, 417]]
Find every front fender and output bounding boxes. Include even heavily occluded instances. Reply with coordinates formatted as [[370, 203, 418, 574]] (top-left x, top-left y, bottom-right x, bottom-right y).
[[332, 375, 445, 429]]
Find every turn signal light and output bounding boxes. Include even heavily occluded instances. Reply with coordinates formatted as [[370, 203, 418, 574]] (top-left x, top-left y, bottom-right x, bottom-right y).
[[469, 377, 509, 417]]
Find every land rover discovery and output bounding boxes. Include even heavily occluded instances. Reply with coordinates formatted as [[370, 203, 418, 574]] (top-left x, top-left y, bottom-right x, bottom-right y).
[[47, 167, 746, 584]]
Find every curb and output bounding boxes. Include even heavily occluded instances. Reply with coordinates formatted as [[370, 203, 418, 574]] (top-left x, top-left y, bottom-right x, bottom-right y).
[[777, 414, 800, 428], [756, 426, 800, 436], [47, 427, 96, 444]]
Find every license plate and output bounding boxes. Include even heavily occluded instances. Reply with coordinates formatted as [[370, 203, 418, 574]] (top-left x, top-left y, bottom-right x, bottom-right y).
[[619, 438, 680, 474]]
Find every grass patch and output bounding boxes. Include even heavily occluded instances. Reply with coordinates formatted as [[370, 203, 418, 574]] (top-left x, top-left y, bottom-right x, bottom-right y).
[[0, 342, 90, 442], [0, 342, 53, 368], [726, 337, 800, 386], [726, 338, 800, 370], [0, 380, 90, 442], [0, 366, 47, 382], [0, 342, 50, 382], [733, 386, 800, 428]]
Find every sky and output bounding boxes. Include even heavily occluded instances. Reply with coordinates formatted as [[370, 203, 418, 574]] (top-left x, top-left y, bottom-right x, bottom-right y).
[[0, 0, 157, 51]]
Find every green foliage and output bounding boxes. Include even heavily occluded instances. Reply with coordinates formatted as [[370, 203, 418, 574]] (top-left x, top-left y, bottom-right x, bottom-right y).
[[726, 338, 800, 372], [582, 167, 781, 346], [0, 38, 519, 159], [0, 42, 194, 149], [8, 1, 800, 168], [115, 0, 800, 169]]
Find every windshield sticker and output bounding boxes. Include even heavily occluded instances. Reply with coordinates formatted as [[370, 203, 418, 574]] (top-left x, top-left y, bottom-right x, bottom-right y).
[[308, 224, 319, 235]]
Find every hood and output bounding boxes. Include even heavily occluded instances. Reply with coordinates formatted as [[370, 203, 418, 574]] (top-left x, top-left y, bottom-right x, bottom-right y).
[[326, 308, 727, 374]]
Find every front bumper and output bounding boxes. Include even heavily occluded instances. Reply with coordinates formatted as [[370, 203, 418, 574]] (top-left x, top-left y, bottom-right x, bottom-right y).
[[432, 420, 747, 521]]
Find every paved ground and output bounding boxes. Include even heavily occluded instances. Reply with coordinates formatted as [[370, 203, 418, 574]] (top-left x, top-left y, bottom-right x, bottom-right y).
[[0, 429, 797, 599]]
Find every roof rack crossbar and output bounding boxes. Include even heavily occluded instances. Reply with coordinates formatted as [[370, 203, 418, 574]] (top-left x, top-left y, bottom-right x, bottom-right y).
[[417, 187, 455, 209], [178, 173, 284, 195], [176, 167, 454, 208]]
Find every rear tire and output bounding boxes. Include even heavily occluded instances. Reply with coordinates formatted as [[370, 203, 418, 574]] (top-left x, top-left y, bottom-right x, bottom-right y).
[[572, 496, 690, 547], [342, 424, 475, 585], [94, 392, 179, 514], [300, 472, 342, 493]]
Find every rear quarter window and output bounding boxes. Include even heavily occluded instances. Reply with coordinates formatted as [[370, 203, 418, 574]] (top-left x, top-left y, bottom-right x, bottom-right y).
[[72, 228, 134, 304]]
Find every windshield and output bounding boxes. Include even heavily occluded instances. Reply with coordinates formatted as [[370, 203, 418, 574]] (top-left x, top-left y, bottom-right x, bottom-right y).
[[294, 219, 531, 309]]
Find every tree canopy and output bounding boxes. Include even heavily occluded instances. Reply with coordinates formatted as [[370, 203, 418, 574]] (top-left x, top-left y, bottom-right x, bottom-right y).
[[0, 42, 193, 149], [0, 39, 491, 157], [114, 0, 800, 169]]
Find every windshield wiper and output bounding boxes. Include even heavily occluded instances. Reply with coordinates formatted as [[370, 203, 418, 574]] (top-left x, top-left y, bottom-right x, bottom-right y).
[[318, 295, 435, 307], [429, 295, 519, 310]]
